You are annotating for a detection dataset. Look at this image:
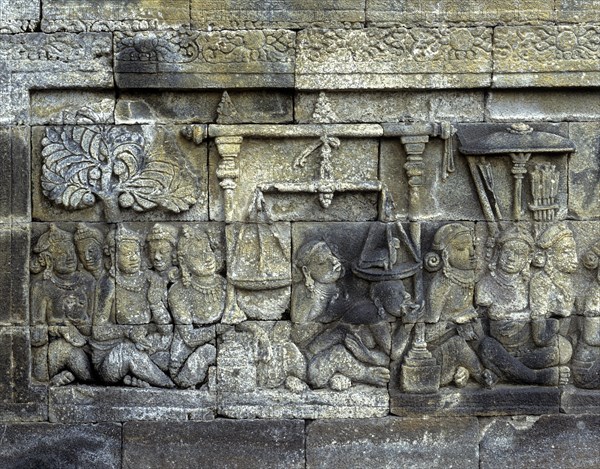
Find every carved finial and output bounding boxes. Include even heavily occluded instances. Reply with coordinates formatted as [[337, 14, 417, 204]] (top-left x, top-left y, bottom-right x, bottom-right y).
[[216, 91, 238, 124], [312, 92, 337, 124], [181, 125, 204, 145], [508, 123, 533, 135]]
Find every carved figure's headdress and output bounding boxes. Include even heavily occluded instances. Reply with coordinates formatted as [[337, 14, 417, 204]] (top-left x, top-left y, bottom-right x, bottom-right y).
[[432, 223, 472, 252], [496, 225, 534, 250], [178, 226, 214, 260], [115, 226, 142, 246], [73, 223, 104, 245], [33, 224, 72, 253], [537, 222, 573, 250], [146, 223, 177, 247]]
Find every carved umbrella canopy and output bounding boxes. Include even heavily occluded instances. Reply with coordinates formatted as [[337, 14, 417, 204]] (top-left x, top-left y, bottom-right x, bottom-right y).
[[457, 123, 576, 226]]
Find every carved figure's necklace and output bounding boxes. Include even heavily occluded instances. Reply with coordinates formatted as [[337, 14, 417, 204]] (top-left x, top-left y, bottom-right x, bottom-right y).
[[443, 266, 475, 288], [188, 275, 223, 301], [48, 272, 79, 291], [116, 271, 145, 292], [491, 269, 524, 288]]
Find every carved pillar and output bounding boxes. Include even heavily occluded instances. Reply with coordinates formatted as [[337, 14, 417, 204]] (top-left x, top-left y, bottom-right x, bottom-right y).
[[509, 152, 531, 221], [400, 135, 429, 305], [215, 136, 243, 223]]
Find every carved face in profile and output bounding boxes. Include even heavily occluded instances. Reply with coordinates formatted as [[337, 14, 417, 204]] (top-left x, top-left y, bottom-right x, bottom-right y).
[[50, 240, 78, 275], [76, 238, 103, 273], [371, 281, 409, 317], [498, 239, 531, 275], [549, 235, 578, 274], [148, 239, 175, 273], [303, 243, 343, 284], [445, 232, 476, 271], [117, 240, 142, 274]]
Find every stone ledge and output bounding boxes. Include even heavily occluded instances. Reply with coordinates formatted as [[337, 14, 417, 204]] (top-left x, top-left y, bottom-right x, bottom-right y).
[[219, 387, 389, 419], [390, 385, 561, 417], [49, 385, 216, 423]]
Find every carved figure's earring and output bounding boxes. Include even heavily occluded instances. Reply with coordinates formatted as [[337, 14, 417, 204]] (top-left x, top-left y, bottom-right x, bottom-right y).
[[302, 266, 315, 293], [424, 252, 442, 272], [42, 254, 53, 280]]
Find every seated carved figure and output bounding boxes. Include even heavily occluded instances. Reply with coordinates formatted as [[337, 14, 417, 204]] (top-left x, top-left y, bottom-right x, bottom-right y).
[[291, 240, 390, 391], [476, 226, 568, 385], [572, 241, 600, 389], [90, 227, 174, 388], [30, 224, 94, 386], [529, 223, 577, 368], [167, 227, 222, 388], [423, 223, 496, 388]]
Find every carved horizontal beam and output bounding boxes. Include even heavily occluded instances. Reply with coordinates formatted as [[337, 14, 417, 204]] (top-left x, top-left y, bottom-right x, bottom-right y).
[[208, 124, 383, 138]]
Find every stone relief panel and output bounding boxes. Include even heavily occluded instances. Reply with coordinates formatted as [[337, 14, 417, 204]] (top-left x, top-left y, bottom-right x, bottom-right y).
[[22, 92, 600, 421]]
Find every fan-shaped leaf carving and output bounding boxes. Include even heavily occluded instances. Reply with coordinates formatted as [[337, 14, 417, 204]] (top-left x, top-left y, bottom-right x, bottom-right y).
[[40, 124, 198, 221]]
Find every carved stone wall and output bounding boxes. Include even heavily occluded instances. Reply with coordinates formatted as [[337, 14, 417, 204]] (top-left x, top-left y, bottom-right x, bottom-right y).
[[3, 1, 600, 467]]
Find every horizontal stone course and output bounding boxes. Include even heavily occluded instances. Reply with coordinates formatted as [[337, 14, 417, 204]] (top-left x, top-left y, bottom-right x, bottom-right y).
[[306, 417, 480, 469], [191, 0, 366, 30], [480, 415, 600, 469], [0, 422, 121, 468], [123, 419, 306, 468]]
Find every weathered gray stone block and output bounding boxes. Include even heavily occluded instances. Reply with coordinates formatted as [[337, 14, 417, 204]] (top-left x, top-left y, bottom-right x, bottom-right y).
[[0, 0, 40, 32], [0, 225, 29, 325], [115, 30, 295, 89], [50, 385, 216, 422], [0, 327, 31, 400], [486, 90, 600, 122], [567, 122, 600, 219], [493, 26, 600, 88], [307, 417, 479, 468], [123, 420, 305, 468], [217, 320, 390, 418], [557, 0, 600, 23], [0, 423, 121, 468], [42, 0, 190, 32], [367, 0, 554, 26], [297, 28, 493, 90], [561, 385, 600, 414], [380, 137, 485, 221], [219, 387, 389, 419], [296, 91, 485, 124], [192, 0, 365, 30], [480, 415, 600, 468], [116, 90, 293, 125], [30, 90, 116, 126], [0, 127, 30, 221]]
